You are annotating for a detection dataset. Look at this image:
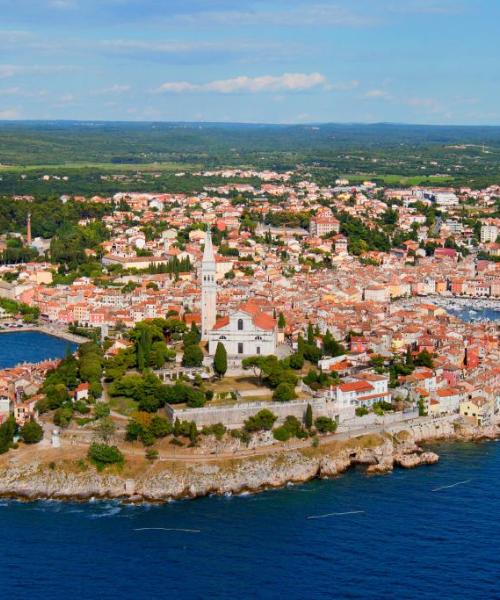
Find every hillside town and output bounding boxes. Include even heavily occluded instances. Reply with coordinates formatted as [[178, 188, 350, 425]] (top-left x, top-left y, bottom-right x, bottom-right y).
[[0, 170, 498, 456]]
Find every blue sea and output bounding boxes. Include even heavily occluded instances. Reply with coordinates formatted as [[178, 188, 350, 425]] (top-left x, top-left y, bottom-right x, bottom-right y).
[[0, 331, 77, 369], [0, 323, 499, 599], [0, 441, 499, 600]]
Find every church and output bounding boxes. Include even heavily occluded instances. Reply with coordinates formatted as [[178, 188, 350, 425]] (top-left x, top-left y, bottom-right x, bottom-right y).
[[201, 229, 278, 358]]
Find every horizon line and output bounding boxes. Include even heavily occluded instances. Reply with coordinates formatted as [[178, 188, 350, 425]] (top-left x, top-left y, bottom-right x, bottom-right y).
[[0, 119, 500, 129]]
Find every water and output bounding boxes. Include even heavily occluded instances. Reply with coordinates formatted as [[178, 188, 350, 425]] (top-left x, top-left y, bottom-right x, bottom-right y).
[[0, 441, 498, 600], [447, 305, 500, 323], [0, 331, 77, 368]]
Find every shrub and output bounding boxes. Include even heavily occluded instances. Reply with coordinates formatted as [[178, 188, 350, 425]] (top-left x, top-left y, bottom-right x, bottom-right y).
[[273, 426, 291, 442], [355, 406, 369, 417], [139, 430, 156, 447], [243, 409, 277, 432], [273, 382, 297, 402], [146, 448, 159, 461], [314, 416, 337, 434], [201, 423, 227, 440], [53, 406, 74, 428], [88, 443, 124, 471], [74, 400, 90, 415], [20, 420, 44, 444], [94, 402, 111, 419], [150, 416, 172, 438]]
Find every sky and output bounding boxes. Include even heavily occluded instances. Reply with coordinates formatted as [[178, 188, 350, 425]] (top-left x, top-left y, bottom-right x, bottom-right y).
[[0, 0, 499, 124]]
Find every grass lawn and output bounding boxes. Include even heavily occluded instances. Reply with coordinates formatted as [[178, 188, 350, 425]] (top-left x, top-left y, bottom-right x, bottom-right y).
[[109, 396, 139, 416], [341, 173, 454, 185], [208, 375, 263, 393]]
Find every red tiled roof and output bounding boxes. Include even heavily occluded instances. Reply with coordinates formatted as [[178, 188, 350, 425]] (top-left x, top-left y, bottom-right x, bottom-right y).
[[213, 316, 230, 330]]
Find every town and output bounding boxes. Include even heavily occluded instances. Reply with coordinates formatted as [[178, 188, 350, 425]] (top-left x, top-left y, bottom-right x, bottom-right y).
[[0, 168, 498, 466]]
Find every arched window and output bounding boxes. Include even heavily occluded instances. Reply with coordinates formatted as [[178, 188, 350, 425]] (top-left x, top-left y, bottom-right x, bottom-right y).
[[238, 319, 244, 331]]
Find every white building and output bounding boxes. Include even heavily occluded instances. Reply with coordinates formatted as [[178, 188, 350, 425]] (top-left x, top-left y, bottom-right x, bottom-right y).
[[329, 373, 391, 409], [201, 229, 217, 339], [207, 300, 278, 358], [481, 223, 498, 243], [202, 230, 277, 358]]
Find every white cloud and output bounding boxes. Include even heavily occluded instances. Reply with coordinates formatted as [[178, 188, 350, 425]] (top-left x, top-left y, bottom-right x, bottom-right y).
[[0, 108, 20, 119], [96, 84, 131, 94], [158, 72, 328, 94], [0, 86, 21, 96], [48, 0, 78, 9], [174, 4, 377, 28], [365, 89, 392, 99]]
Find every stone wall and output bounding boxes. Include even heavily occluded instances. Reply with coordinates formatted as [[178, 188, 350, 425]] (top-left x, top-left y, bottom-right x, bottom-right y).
[[166, 398, 333, 428]]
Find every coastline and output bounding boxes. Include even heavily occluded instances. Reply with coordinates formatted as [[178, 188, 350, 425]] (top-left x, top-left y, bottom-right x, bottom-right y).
[[0, 325, 86, 345], [0, 419, 497, 505]]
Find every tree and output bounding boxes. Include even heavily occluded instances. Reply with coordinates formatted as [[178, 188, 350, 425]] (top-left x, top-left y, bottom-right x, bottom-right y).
[[88, 443, 124, 471], [213, 342, 228, 378], [20, 420, 43, 444], [182, 344, 204, 367], [243, 409, 277, 432], [273, 382, 297, 402], [305, 403, 313, 429], [414, 349, 434, 368], [288, 352, 304, 370], [93, 416, 117, 444], [278, 312, 286, 329], [189, 421, 198, 444], [94, 402, 111, 419], [307, 322, 315, 345], [314, 416, 337, 434]]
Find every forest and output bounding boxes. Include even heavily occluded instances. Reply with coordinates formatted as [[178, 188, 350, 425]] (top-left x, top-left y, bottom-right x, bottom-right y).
[[0, 121, 499, 195]]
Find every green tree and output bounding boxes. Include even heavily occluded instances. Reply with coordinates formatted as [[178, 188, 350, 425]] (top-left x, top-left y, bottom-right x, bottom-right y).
[[20, 419, 43, 444], [272, 382, 297, 402], [244, 409, 277, 432], [182, 344, 204, 367], [305, 403, 313, 429], [314, 416, 337, 434], [278, 312, 286, 329], [88, 442, 124, 471], [213, 342, 228, 378]]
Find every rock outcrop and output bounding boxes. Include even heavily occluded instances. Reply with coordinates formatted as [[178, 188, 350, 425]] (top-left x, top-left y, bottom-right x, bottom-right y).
[[0, 419, 496, 503]]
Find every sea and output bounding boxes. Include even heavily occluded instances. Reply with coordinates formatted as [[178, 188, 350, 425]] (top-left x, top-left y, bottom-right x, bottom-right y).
[[0, 331, 77, 369], [0, 325, 498, 599], [0, 441, 499, 600]]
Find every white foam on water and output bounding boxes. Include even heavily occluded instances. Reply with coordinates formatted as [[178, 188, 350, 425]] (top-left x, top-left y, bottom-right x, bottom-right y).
[[134, 527, 201, 533], [432, 479, 471, 492], [307, 510, 365, 519]]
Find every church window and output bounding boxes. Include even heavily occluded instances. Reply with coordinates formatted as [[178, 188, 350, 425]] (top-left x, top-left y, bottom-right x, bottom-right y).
[[238, 319, 244, 331], [238, 343, 244, 354], [256, 347, 261, 355]]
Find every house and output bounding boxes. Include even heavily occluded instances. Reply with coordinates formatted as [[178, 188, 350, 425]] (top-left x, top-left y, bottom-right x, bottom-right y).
[[74, 383, 90, 402], [329, 373, 391, 409], [460, 397, 494, 426]]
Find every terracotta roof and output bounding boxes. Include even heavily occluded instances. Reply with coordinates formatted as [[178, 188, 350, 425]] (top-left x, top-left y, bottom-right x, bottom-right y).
[[213, 316, 230, 330], [339, 380, 374, 393], [253, 312, 276, 331]]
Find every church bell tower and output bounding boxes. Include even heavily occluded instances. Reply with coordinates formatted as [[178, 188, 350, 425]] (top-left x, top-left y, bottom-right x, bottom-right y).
[[201, 228, 217, 339]]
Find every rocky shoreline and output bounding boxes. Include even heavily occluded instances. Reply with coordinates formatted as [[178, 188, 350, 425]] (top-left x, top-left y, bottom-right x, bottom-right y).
[[0, 420, 497, 504]]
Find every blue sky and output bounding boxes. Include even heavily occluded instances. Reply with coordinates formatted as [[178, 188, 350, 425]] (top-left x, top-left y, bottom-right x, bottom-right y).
[[0, 0, 499, 124]]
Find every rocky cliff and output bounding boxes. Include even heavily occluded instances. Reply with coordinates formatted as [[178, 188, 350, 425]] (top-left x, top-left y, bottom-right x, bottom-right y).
[[0, 420, 496, 503]]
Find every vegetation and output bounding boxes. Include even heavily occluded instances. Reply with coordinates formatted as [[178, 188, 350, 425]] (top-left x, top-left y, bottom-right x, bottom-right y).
[[213, 342, 228, 378], [20, 420, 44, 444], [314, 416, 337, 434], [243, 409, 277, 433], [273, 415, 308, 442], [87, 442, 124, 471]]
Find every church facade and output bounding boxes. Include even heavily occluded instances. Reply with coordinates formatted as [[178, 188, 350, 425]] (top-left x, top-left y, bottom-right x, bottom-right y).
[[201, 229, 277, 358]]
